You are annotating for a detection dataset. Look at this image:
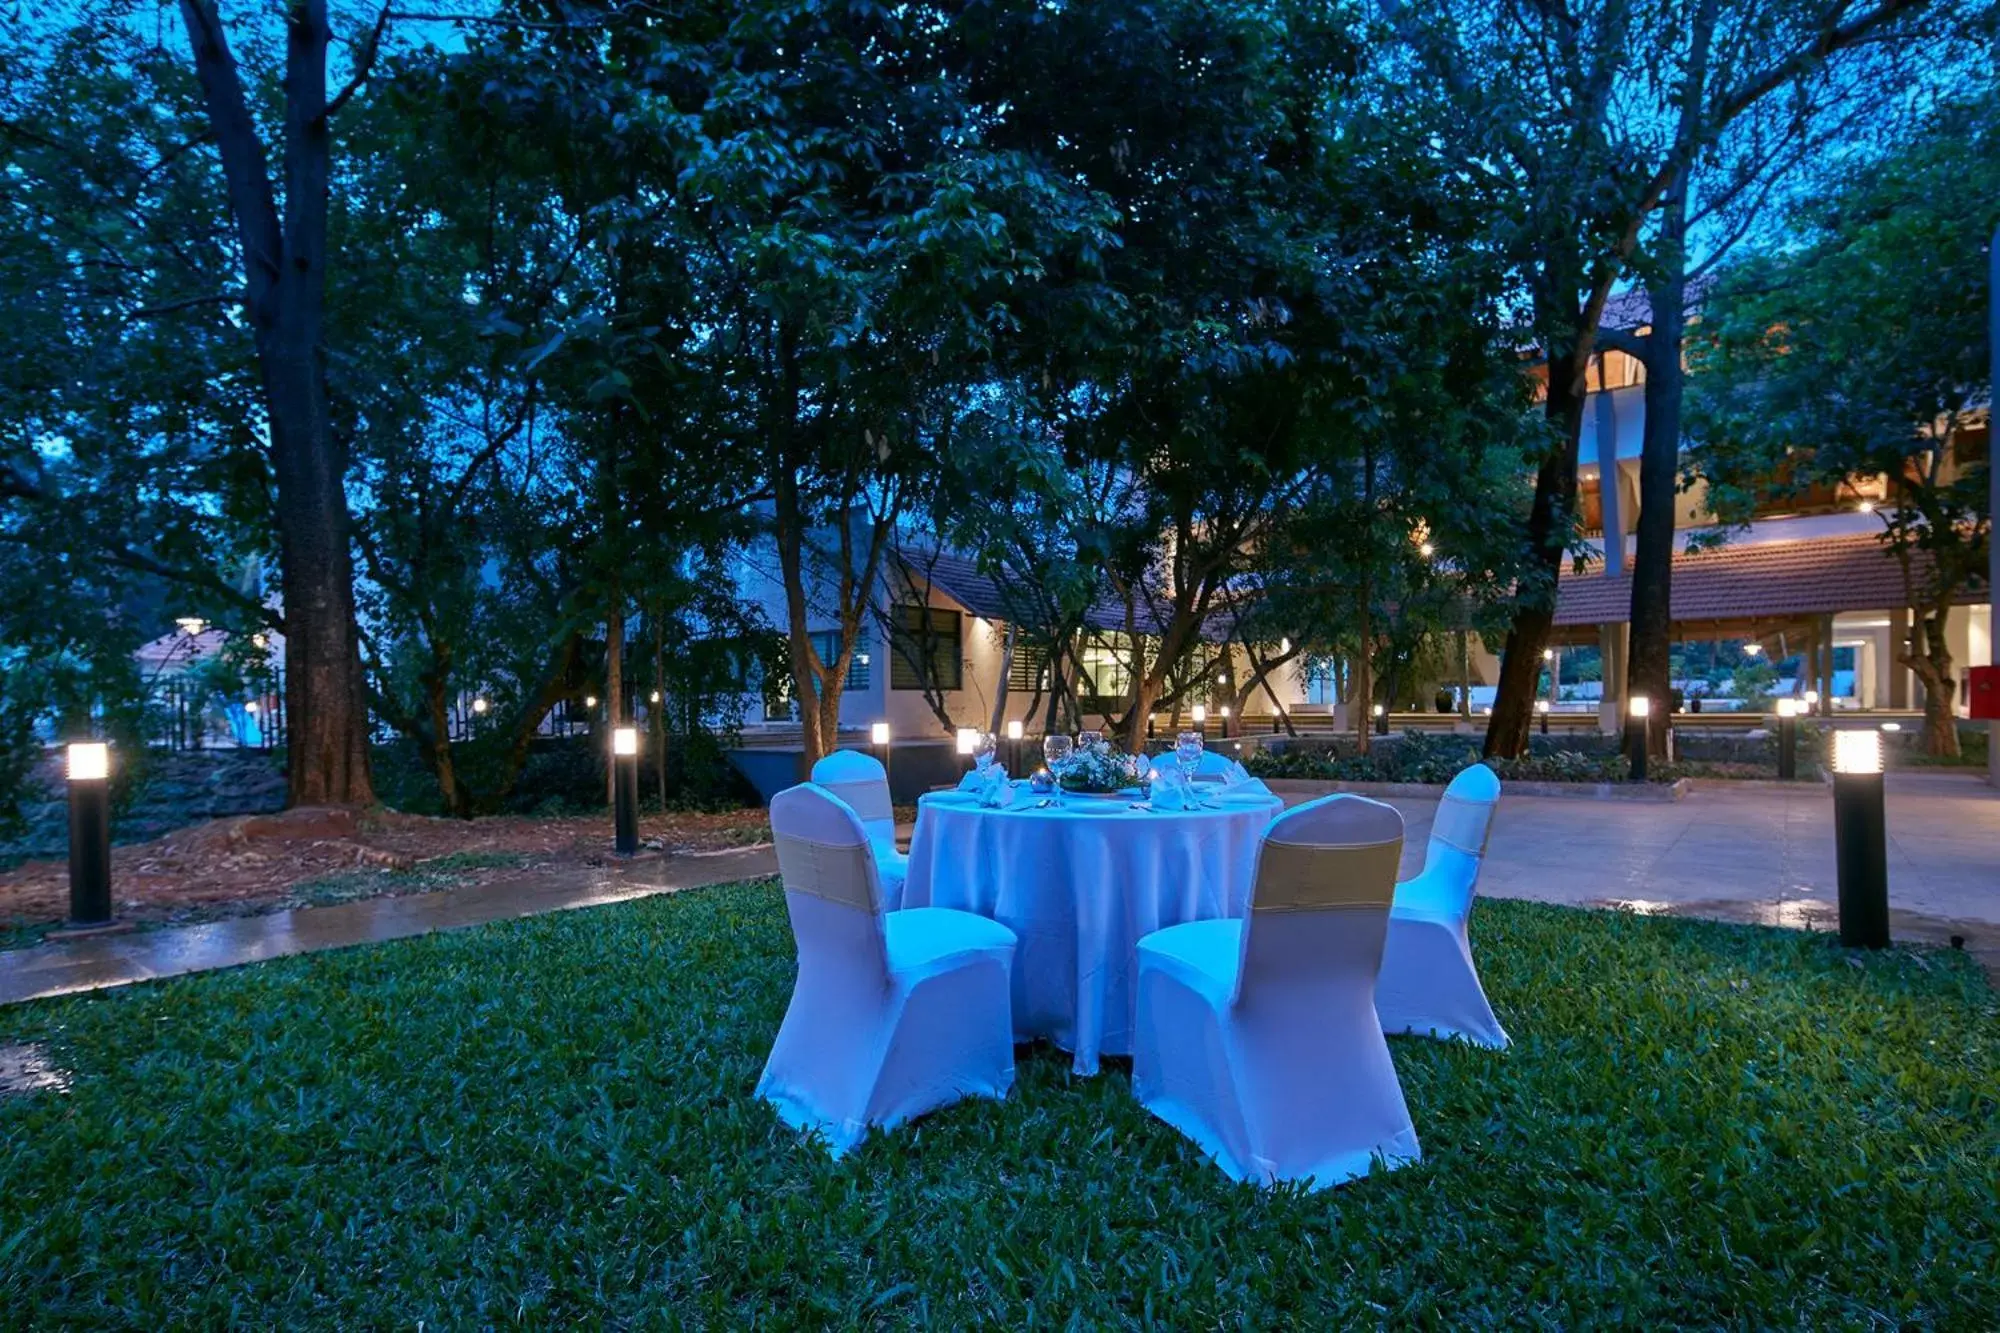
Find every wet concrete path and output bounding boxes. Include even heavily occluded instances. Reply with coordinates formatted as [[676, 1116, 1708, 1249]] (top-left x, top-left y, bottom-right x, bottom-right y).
[[0, 845, 777, 1006]]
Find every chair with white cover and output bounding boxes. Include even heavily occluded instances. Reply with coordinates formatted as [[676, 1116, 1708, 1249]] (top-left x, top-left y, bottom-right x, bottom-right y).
[[1131, 795, 1420, 1191], [1374, 763, 1509, 1049], [757, 782, 1018, 1157], [809, 749, 907, 907]]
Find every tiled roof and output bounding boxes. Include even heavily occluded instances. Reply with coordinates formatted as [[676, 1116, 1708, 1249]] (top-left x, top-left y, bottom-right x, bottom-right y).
[[1555, 532, 1970, 626]]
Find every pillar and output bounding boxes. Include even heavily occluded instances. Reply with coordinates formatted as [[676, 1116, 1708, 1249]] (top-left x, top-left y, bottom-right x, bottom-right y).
[[1818, 614, 1836, 715], [1598, 621, 1629, 735], [1888, 608, 1911, 709]]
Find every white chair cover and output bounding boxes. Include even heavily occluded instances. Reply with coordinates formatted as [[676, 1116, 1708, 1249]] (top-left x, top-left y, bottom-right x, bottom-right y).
[[757, 783, 1018, 1157], [1374, 763, 1510, 1048], [1131, 795, 1421, 1191], [809, 749, 908, 907]]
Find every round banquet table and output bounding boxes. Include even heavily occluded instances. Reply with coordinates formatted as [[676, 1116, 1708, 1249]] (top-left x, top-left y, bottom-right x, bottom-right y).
[[900, 783, 1285, 1074]]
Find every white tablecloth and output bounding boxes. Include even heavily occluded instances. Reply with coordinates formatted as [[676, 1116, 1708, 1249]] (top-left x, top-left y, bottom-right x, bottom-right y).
[[901, 784, 1284, 1074]]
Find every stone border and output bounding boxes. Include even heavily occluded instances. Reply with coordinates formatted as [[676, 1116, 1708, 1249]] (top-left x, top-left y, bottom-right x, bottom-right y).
[[1261, 777, 1692, 803]]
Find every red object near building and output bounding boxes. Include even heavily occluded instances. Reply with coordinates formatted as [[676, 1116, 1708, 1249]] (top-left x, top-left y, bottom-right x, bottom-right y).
[[1969, 665, 2000, 720]]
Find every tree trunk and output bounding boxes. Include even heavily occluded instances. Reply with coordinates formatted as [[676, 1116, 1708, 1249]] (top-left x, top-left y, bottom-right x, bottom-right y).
[[1354, 580, 1373, 757], [180, 0, 374, 808], [1484, 349, 1590, 758], [990, 621, 1016, 734], [1628, 255, 1686, 757], [1904, 611, 1960, 757], [651, 604, 667, 809], [604, 601, 624, 806]]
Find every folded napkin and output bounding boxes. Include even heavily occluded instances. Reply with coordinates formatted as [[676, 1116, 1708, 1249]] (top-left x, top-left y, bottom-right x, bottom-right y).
[[1222, 758, 1254, 786], [956, 764, 1015, 808], [1147, 769, 1206, 812]]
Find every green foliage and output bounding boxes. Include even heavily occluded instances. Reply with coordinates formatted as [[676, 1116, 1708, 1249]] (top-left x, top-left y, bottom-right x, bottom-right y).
[[0, 882, 1994, 1323], [1247, 731, 1644, 784]]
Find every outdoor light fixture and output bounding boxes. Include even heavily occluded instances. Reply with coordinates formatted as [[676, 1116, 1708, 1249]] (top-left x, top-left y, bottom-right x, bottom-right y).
[[1542, 648, 1554, 661], [1744, 642, 1763, 657], [585, 694, 598, 709], [1419, 542, 1436, 558], [1535, 698, 1550, 735], [252, 633, 268, 649], [244, 701, 258, 715], [1219, 705, 1230, 718], [1775, 698, 1801, 779], [1192, 704, 1207, 724], [611, 727, 639, 855], [1880, 722, 1902, 732], [175, 616, 205, 636], [1831, 729, 1888, 948], [649, 690, 661, 704], [1858, 500, 1876, 513], [1626, 696, 1651, 782], [1804, 689, 1821, 706], [65, 743, 113, 930], [871, 721, 893, 788], [1006, 718, 1024, 771], [956, 727, 979, 758], [1279, 638, 1291, 654], [1006, 720, 1023, 740], [472, 696, 489, 715]]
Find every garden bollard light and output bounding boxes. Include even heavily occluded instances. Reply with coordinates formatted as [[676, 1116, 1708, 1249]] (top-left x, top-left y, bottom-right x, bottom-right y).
[[612, 727, 640, 856], [956, 727, 979, 771], [66, 743, 113, 928], [1535, 699, 1550, 736], [1831, 730, 1889, 948], [1006, 719, 1024, 775], [1192, 704, 1207, 740], [871, 721, 892, 791], [1372, 702, 1387, 736], [1626, 696, 1651, 783]]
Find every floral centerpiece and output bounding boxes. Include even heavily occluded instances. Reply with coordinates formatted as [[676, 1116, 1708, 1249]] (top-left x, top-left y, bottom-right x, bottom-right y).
[[1057, 738, 1148, 796]]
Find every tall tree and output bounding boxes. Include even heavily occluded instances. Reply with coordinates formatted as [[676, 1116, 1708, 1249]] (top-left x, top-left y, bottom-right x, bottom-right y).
[[176, 0, 389, 804], [1687, 91, 1997, 754], [1392, 0, 1948, 757]]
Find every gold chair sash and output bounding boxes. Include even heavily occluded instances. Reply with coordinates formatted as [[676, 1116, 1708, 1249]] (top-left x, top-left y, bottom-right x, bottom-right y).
[[1250, 836, 1403, 912], [774, 832, 881, 912], [820, 778, 894, 826], [1430, 793, 1496, 858]]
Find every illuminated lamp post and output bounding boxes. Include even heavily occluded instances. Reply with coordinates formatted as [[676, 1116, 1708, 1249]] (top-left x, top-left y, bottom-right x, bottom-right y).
[[1626, 696, 1651, 782], [1005, 719, 1024, 776], [1775, 698, 1801, 780], [612, 727, 639, 856], [1191, 704, 1207, 741], [871, 721, 892, 789], [1535, 698, 1550, 736], [65, 743, 114, 930], [1371, 701, 1387, 736], [1831, 729, 1889, 948], [956, 727, 979, 771], [1219, 704, 1231, 738]]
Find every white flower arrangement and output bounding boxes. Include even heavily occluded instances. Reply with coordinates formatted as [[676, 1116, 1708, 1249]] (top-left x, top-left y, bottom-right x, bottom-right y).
[[1057, 739, 1148, 794]]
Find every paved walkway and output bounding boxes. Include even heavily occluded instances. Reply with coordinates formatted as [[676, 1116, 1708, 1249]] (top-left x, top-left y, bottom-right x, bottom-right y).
[[2, 774, 1994, 1006], [0, 845, 777, 1006]]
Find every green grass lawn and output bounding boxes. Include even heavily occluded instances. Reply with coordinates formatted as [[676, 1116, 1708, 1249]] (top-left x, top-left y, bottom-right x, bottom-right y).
[[1, 883, 1995, 1326]]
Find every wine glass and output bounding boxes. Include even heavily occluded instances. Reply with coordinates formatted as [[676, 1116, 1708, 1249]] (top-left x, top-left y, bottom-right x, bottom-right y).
[[1078, 728, 1102, 755], [1042, 732, 1073, 781], [973, 731, 999, 773], [1175, 730, 1204, 787]]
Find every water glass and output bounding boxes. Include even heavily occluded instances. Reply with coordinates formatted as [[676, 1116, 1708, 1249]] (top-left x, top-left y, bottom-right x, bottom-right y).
[[1175, 730, 1204, 785], [1043, 733, 1073, 776]]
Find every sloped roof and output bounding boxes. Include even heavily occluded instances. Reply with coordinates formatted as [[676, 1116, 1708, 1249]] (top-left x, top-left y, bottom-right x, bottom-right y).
[[1554, 532, 1973, 626]]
